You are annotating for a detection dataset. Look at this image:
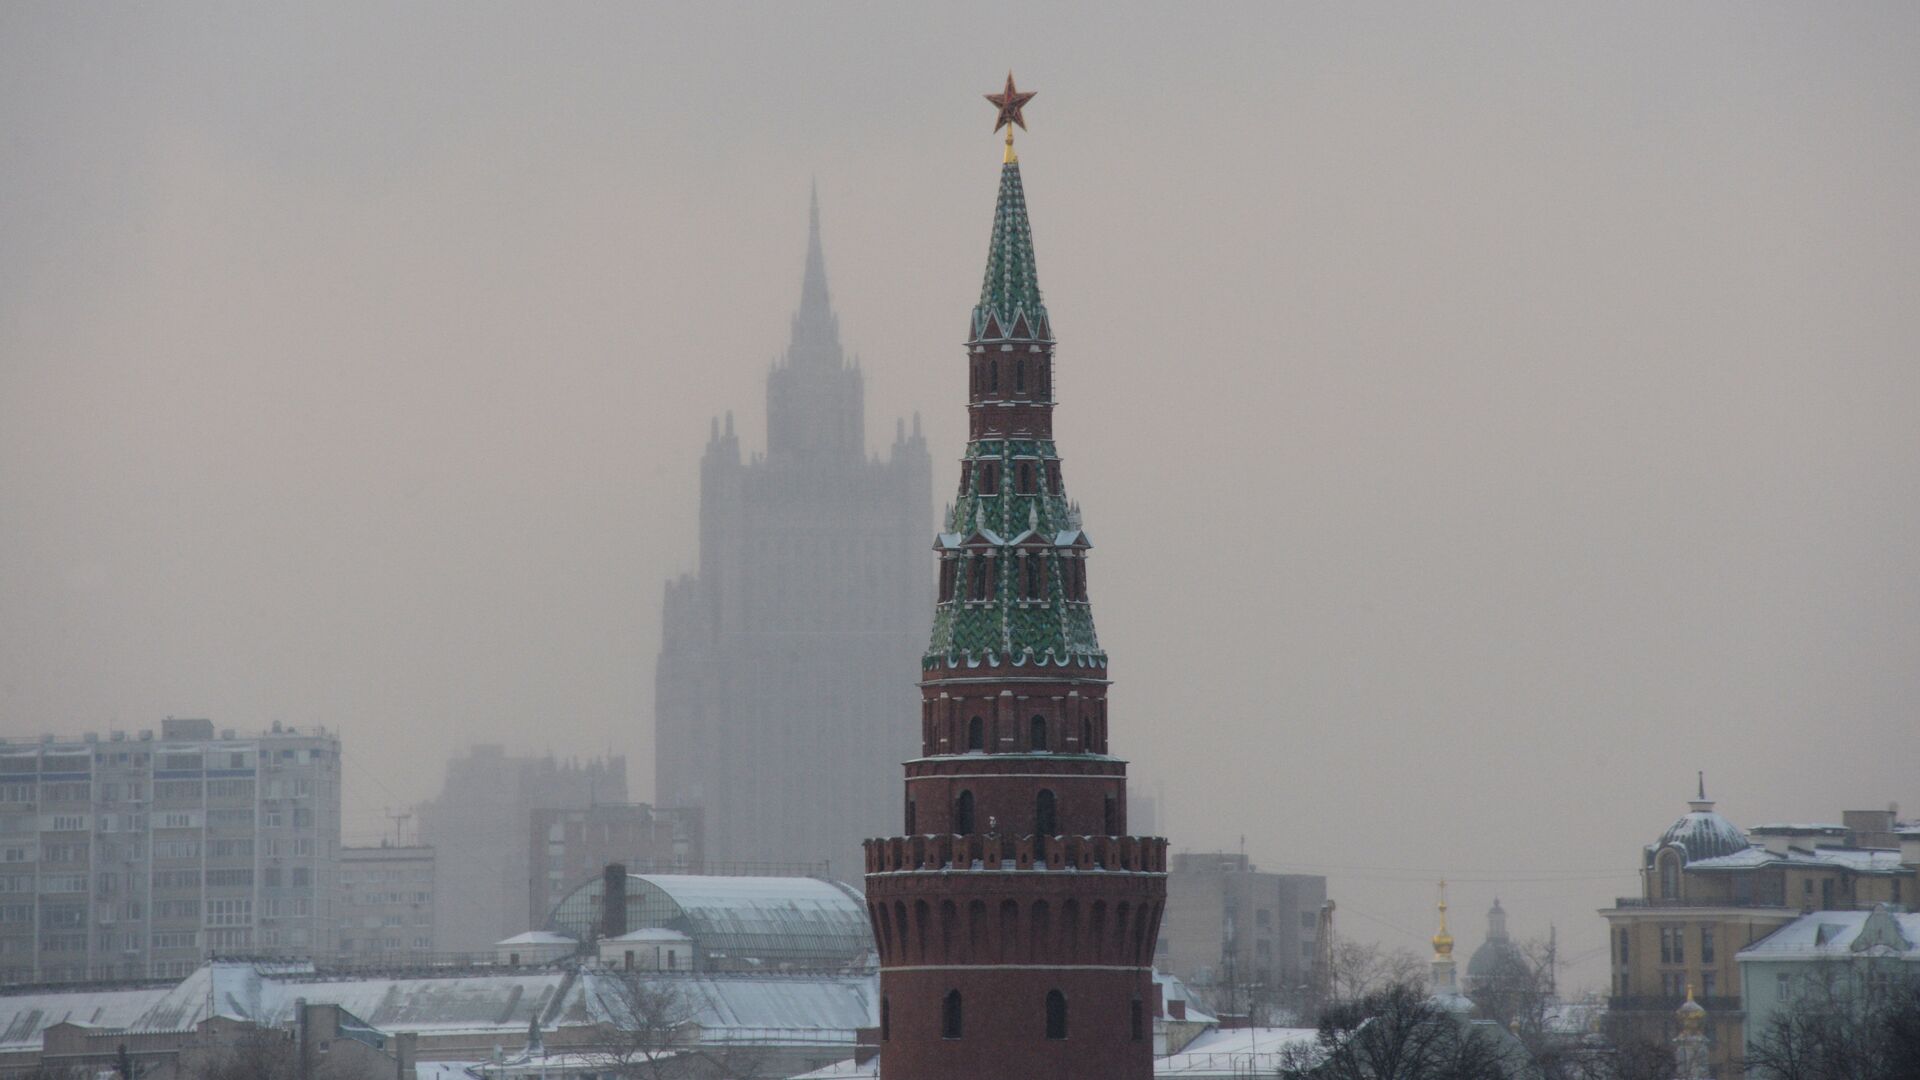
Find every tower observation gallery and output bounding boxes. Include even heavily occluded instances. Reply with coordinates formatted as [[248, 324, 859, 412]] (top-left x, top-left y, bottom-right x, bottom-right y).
[[863, 76, 1168, 1080]]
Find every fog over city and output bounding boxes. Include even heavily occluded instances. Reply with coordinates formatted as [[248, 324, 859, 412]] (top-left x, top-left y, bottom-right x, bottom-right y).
[[3, 3, 1917, 995]]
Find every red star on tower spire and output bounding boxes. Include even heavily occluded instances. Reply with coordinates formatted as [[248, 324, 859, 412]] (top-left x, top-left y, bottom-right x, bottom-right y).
[[985, 71, 1037, 161]]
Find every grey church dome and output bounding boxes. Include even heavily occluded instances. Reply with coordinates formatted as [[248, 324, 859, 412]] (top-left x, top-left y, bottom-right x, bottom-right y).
[[1655, 776, 1750, 863], [1657, 809, 1749, 861], [1465, 898, 1528, 987]]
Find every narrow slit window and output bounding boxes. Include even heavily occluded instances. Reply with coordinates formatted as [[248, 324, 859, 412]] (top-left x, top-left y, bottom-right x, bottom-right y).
[[943, 990, 964, 1039]]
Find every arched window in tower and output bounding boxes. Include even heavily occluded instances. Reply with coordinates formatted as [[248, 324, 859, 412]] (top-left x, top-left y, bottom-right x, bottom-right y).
[[1046, 460, 1062, 492], [1035, 789, 1057, 836], [905, 797, 916, 834], [1045, 989, 1068, 1040], [1658, 850, 1680, 900], [1018, 462, 1035, 494], [1024, 555, 1041, 599], [1030, 715, 1048, 752], [989, 360, 999, 393], [882, 997, 891, 1041], [938, 558, 956, 602], [1016, 358, 1027, 393], [1039, 360, 1051, 399], [1104, 795, 1117, 836], [1130, 996, 1145, 1042], [968, 556, 989, 601], [1081, 716, 1093, 751], [942, 990, 964, 1040], [967, 716, 984, 752], [971, 360, 981, 394], [954, 790, 975, 835]]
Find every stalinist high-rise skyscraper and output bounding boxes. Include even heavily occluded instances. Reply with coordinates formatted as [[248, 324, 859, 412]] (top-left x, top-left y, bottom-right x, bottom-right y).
[[654, 191, 931, 880]]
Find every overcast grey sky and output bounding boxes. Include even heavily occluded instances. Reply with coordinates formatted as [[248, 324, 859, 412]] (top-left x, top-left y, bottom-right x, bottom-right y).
[[4, 2, 1917, 990]]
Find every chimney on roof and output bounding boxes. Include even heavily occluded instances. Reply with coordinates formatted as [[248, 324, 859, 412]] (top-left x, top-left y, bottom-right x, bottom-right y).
[[602, 863, 628, 940]]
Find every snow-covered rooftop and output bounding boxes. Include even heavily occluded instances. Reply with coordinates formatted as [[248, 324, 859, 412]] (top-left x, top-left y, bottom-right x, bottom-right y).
[[495, 930, 576, 946], [1152, 970, 1218, 1025], [1749, 823, 1849, 834], [1157, 1027, 1322, 1076], [1686, 845, 1909, 874], [604, 927, 693, 943], [0, 961, 878, 1055], [1736, 908, 1920, 960], [550, 873, 872, 966]]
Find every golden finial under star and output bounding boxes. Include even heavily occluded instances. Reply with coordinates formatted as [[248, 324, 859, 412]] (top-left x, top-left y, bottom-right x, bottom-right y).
[[985, 71, 1036, 163], [1432, 880, 1454, 959]]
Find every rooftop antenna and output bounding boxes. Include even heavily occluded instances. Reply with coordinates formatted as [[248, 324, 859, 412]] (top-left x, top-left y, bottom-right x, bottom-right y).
[[385, 808, 412, 847], [1698, 770, 1705, 800]]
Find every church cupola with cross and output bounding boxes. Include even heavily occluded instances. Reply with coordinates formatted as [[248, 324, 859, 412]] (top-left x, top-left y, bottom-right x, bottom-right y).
[[864, 75, 1167, 1080]]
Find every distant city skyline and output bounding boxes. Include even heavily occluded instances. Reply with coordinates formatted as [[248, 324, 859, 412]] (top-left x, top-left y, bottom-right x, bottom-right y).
[[4, 3, 1917, 994]]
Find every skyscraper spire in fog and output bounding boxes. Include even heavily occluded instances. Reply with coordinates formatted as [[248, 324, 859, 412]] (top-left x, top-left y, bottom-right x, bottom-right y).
[[788, 177, 842, 369], [656, 189, 931, 878], [765, 186, 862, 459]]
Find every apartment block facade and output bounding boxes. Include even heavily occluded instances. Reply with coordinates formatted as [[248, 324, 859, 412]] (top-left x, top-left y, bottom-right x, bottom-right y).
[[415, 745, 626, 952], [0, 717, 342, 983], [1158, 852, 1328, 1016], [338, 843, 435, 963]]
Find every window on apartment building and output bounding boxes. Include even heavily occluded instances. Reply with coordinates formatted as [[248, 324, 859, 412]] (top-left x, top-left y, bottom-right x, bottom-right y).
[[205, 899, 252, 927], [1701, 972, 1716, 997], [1659, 926, 1686, 965], [1617, 927, 1630, 965], [1659, 852, 1680, 899], [1700, 926, 1714, 964]]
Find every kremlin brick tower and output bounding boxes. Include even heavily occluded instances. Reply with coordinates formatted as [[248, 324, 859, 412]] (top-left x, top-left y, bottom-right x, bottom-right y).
[[863, 76, 1167, 1080]]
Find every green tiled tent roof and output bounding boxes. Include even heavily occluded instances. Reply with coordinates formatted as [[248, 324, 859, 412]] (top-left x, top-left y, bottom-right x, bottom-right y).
[[971, 161, 1052, 342], [929, 159, 1098, 668], [924, 440, 1103, 667]]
